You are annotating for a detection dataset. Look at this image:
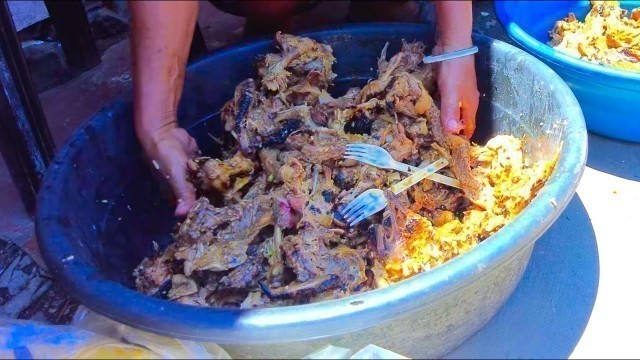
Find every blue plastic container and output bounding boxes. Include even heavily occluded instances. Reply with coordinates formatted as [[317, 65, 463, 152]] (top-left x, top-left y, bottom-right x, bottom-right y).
[[495, 0, 640, 142]]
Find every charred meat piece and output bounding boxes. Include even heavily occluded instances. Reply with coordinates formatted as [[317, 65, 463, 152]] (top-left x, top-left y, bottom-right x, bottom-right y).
[[260, 275, 340, 300], [258, 32, 336, 92], [332, 166, 359, 190], [221, 79, 262, 155], [168, 274, 199, 300], [258, 148, 282, 179], [378, 123, 415, 162], [281, 228, 367, 292], [378, 40, 426, 76], [134, 244, 177, 296], [300, 128, 351, 163], [219, 253, 266, 290], [283, 81, 335, 105], [274, 196, 299, 229], [243, 173, 268, 200], [176, 197, 242, 245], [344, 112, 374, 135], [241, 292, 271, 309], [385, 72, 434, 118], [337, 165, 388, 207], [221, 80, 294, 155], [263, 119, 302, 147], [298, 170, 338, 228], [176, 196, 274, 273], [368, 191, 410, 258], [409, 181, 463, 213], [189, 151, 255, 194]]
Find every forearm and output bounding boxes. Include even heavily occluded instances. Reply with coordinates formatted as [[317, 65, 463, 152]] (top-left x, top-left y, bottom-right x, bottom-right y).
[[434, 1, 473, 50], [130, 1, 199, 148]]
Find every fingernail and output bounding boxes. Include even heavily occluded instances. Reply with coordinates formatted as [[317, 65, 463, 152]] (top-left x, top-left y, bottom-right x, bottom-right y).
[[446, 119, 464, 133], [176, 201, 189, 216]]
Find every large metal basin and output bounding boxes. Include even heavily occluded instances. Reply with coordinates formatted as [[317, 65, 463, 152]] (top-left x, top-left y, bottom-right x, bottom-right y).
[[36, 24, 587, 358]]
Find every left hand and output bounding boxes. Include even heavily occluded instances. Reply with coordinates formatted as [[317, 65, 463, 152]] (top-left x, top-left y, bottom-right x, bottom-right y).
[[432, 42, 480, 140]]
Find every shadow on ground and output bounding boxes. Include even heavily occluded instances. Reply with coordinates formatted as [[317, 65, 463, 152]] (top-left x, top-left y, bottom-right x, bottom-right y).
[[586, 134, 640, 182], [444, 194, 599, 359]]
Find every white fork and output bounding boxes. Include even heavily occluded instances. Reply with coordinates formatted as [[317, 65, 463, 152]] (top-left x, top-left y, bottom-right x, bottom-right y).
[[344, 143, 461, 189], [339, 158, 449, 226]]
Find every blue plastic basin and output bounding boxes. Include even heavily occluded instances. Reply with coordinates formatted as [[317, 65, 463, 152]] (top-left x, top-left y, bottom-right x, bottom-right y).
[[495, 0, 640, 142]]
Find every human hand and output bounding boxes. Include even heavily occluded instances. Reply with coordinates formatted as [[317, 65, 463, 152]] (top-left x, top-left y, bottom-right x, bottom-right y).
[[432, 42, 480, 139], [138, 123, 200, 217]]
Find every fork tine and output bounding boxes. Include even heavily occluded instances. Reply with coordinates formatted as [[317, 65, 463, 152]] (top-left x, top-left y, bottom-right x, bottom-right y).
[[339, 200, 356, 215], [346, 207, 366, 223], [347, 148, 373, 155], [344, 197, 369, 218], [349, 211, 372, 226], [344, 149, 370, 156], [346, 145, 375, 153], [346, 196, 375, 221], [344, 155, 374, 164], [344, 149, 369, 156], [344, 155, 370, 163], [343, 201, 367, 220], [349, 201, 386, 226], [340, 195, 366, 216], [344, 153, 374, 162]]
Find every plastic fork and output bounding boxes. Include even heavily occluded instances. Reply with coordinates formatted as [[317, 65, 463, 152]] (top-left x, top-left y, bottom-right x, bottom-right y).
[[339, 158, 449, 226], [344, 143, 461, 189]]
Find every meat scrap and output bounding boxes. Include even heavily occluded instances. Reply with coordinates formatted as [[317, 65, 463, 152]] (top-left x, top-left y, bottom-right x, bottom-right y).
[[259, 32, 336, 92], [189, 151, 255, 194], [277, 228, 367, 298], [175, 196, 273, 275]]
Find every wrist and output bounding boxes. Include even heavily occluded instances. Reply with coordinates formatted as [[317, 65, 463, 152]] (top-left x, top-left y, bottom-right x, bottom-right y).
[[135, 110, 179, 152]]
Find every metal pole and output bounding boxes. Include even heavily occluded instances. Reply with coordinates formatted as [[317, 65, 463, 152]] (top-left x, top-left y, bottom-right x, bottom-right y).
[[0, 1, 56, 213]]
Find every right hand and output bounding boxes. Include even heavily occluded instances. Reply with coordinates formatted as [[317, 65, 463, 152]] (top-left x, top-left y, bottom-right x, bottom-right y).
[[140, 123, 200, 217]]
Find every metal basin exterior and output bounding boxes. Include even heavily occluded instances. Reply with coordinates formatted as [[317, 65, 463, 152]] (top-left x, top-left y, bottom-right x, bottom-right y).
[[495, 0, 640, 142], [36, 25, 587, 358]]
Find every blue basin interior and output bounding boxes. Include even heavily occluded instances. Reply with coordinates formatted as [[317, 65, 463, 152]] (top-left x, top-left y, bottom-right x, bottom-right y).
[[36, 24, 587, 358], [495, 0, 640, 142]]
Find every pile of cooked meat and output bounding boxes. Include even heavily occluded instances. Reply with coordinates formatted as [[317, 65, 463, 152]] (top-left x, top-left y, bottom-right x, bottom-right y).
[[549, 1, 640, 71], [134, 33, 556, 308]]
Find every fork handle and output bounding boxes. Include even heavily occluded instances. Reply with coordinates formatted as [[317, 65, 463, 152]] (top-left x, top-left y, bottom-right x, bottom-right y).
[[390, 158, 449, 194], [391, 160, 416, 174], [392, 161, 461, 189]]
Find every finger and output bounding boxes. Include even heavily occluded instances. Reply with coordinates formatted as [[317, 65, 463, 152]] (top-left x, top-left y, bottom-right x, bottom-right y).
[[174, 128, 201, 157], [461, 92, 479, 140], [439, 91, 464, 135], [186, 135, 200, 156], [166, 157, 196, 217]]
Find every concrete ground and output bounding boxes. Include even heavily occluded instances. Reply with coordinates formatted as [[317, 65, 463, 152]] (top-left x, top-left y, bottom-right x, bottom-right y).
[[1, 0, 639, 357]]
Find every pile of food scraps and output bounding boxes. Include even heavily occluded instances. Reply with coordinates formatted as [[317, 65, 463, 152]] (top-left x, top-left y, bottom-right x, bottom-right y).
[[549, 0, 640, 71], [134, 33, 556, 308]]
